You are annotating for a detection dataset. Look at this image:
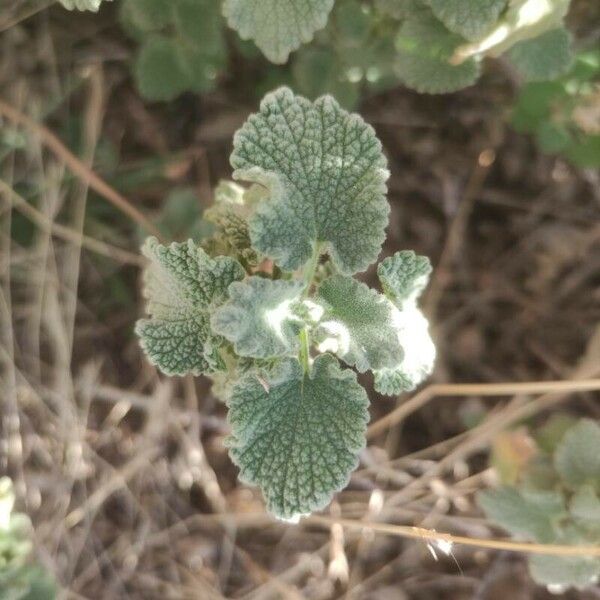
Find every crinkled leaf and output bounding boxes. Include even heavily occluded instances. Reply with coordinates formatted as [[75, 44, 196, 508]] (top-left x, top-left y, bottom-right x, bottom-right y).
[[135, 238, 245, 376], [508, 28, 573, 81], [451, 0, 571, 63], [316, 276, 403, 373], [231, 87, 390, 274], [377, 250, 432, 305], [372, 302, 435, 395], [422, 0, 507, 41], [554, 419, 600, 490], [227, 354, 369, 520], [59, 0, 111, 10], [211, 277, 305, 359], [395, 10, 481, 93], [222, 0, 334, 64], [478, 487, 565, 543], [529, 554, 600, 589]]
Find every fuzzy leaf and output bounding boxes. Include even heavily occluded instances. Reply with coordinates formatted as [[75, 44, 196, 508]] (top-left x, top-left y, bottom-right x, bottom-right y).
[[422, 0, 507, 41], [59, 0, 111, 10], [377, 250, 432, 305], [136, 238, 245, 376], [211, 277, 305, 359], [478, 487, 565, 543], [227, 354, 369, 520], [372, 303, 436, 395], [507, 27, 573, 81], [394, 9, 481, 93], [529, 554, 600, 589], [554, 419, 600, 490], [231, 87, 390, 274], [316, 276, 402, 373], [222, 0, 334, 64]]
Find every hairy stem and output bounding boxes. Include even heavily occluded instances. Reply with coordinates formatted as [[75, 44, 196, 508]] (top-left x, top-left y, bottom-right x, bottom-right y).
[[302, 242, 322, 297], [299, 328, 310, 373]]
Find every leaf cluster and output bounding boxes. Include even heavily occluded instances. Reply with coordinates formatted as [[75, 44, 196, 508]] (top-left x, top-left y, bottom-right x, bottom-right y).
[[136, 88, 436, 520], [512, 48, 600, 168], [479, 418, 600, 590], [112, 0, 575, 102], [0, 478, 56, 600]]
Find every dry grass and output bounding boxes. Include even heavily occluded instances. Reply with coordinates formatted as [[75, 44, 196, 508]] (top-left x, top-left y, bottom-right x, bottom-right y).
[[1, 4, 600, 600]]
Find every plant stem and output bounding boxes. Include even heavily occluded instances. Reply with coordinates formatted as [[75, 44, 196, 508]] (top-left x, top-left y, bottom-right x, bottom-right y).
[[302, 242, 322, 297], [299, 328, 310, 373]]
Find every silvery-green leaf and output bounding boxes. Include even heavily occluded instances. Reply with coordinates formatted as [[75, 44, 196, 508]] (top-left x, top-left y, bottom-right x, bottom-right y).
[[316, 275, 402, 373], [373, 303, 435, 395], [507, 27, 573, 81], [222, 0, 334, 64], [529, 553, 600, 589], [478, 487, 565, 543], [394, 10, 481, 93], [555, 419, 600, 490], [231, 87, 390, 274], [227, 354, 369, 520], [211, 277, 304, 359], [422, 0, 507, 41], [59, 0, 111, 10], [136, 238, 245, 376], [570, 485, 600, 524], [377, 250, 432, 305]]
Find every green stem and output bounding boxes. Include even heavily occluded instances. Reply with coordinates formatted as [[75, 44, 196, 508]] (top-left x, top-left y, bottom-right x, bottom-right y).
[[302, 242, 322, 297], [299, 328, 310, 373]]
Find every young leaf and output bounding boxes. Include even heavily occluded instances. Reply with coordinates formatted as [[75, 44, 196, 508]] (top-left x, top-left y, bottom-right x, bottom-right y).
[[377, 250, 432, 305], [421, 0, 507, 41], [554, 419, 600, 490], [528, 553, 600, 589], [211, 277, 305, 359], [231, 87, 390, 274], [227, 354, 369, 520], [59, 0, 111, 10], [394, 9, 481, 93], [315, 275, 403, 373], [478, 487, 565, 543], [135, 238, 245, 376], [222, 0, 334, 64], [507, 28, 573, 81], [372, 304, 436, 395]]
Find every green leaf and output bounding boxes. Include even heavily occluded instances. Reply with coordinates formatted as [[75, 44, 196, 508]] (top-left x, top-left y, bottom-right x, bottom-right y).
[[478, 487, 565, 543], [554, 419, 600, 490], [570, 485, 600, 524], [377, 250, 432, 305], [231, 87, 390, 274], [227, 354, 369, 520], [316, 275, 403, 373], [375, 0, 424, 19], [422, 0, 507, 41], [508, 28, 573, 81], [372, 303, 436, 395], [222, 0, 334, 64], [134, 37, 191, 102], [211, 277, 305, 359], [59, 0, 111, 10], [122, 0, 172, 31], [394, 10, 481, 93], [528, 554, 600, 589], [135, 238, 245, 376]]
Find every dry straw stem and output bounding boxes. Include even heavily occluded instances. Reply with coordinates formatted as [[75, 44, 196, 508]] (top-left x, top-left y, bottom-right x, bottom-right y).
[[367, 378, 600, 439], [307, 516, 600, 558], [0, 97, 163, 241]]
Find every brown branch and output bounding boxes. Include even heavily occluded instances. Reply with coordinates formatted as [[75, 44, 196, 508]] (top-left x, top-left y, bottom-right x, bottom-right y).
[[0, 97, 163, 241]]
